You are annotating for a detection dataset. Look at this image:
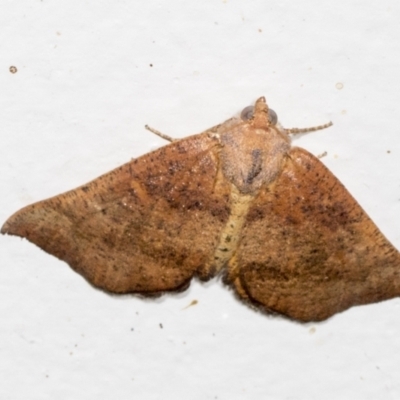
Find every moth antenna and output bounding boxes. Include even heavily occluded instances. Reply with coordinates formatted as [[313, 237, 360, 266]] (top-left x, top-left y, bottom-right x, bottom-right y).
[[145, 125, 175, 142], [285, 121, 333, 135]]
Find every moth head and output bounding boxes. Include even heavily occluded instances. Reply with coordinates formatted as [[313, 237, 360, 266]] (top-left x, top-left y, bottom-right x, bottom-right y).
[[240, 97, 278, 128]]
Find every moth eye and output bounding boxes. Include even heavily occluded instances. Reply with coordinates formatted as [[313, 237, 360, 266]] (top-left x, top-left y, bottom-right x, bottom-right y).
[[268, 109, 278, 125], [241, 106, 278, 125], [240, 106, 254, 121]]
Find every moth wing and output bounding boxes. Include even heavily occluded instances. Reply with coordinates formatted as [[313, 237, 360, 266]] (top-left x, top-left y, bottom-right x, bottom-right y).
[[2, 133, 231, 294], [230, 147, 400, 321]]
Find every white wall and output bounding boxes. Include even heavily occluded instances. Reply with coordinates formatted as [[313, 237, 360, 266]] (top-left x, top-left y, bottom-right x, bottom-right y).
[[1, 1, 400, 399]]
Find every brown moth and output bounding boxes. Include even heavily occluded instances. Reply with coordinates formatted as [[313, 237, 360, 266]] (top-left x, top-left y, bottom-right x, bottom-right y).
[[2, 97, 400, 322]]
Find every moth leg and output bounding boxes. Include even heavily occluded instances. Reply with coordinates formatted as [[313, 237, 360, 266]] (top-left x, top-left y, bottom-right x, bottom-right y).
[[145, 125, 175, 142], [317, 151, 327, 159], [231, 276, 250, 301], [223, 256, 246, 297]]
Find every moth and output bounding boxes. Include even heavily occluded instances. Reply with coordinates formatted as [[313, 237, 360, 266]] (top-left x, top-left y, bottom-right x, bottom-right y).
[[3, 97, 400, 322]]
